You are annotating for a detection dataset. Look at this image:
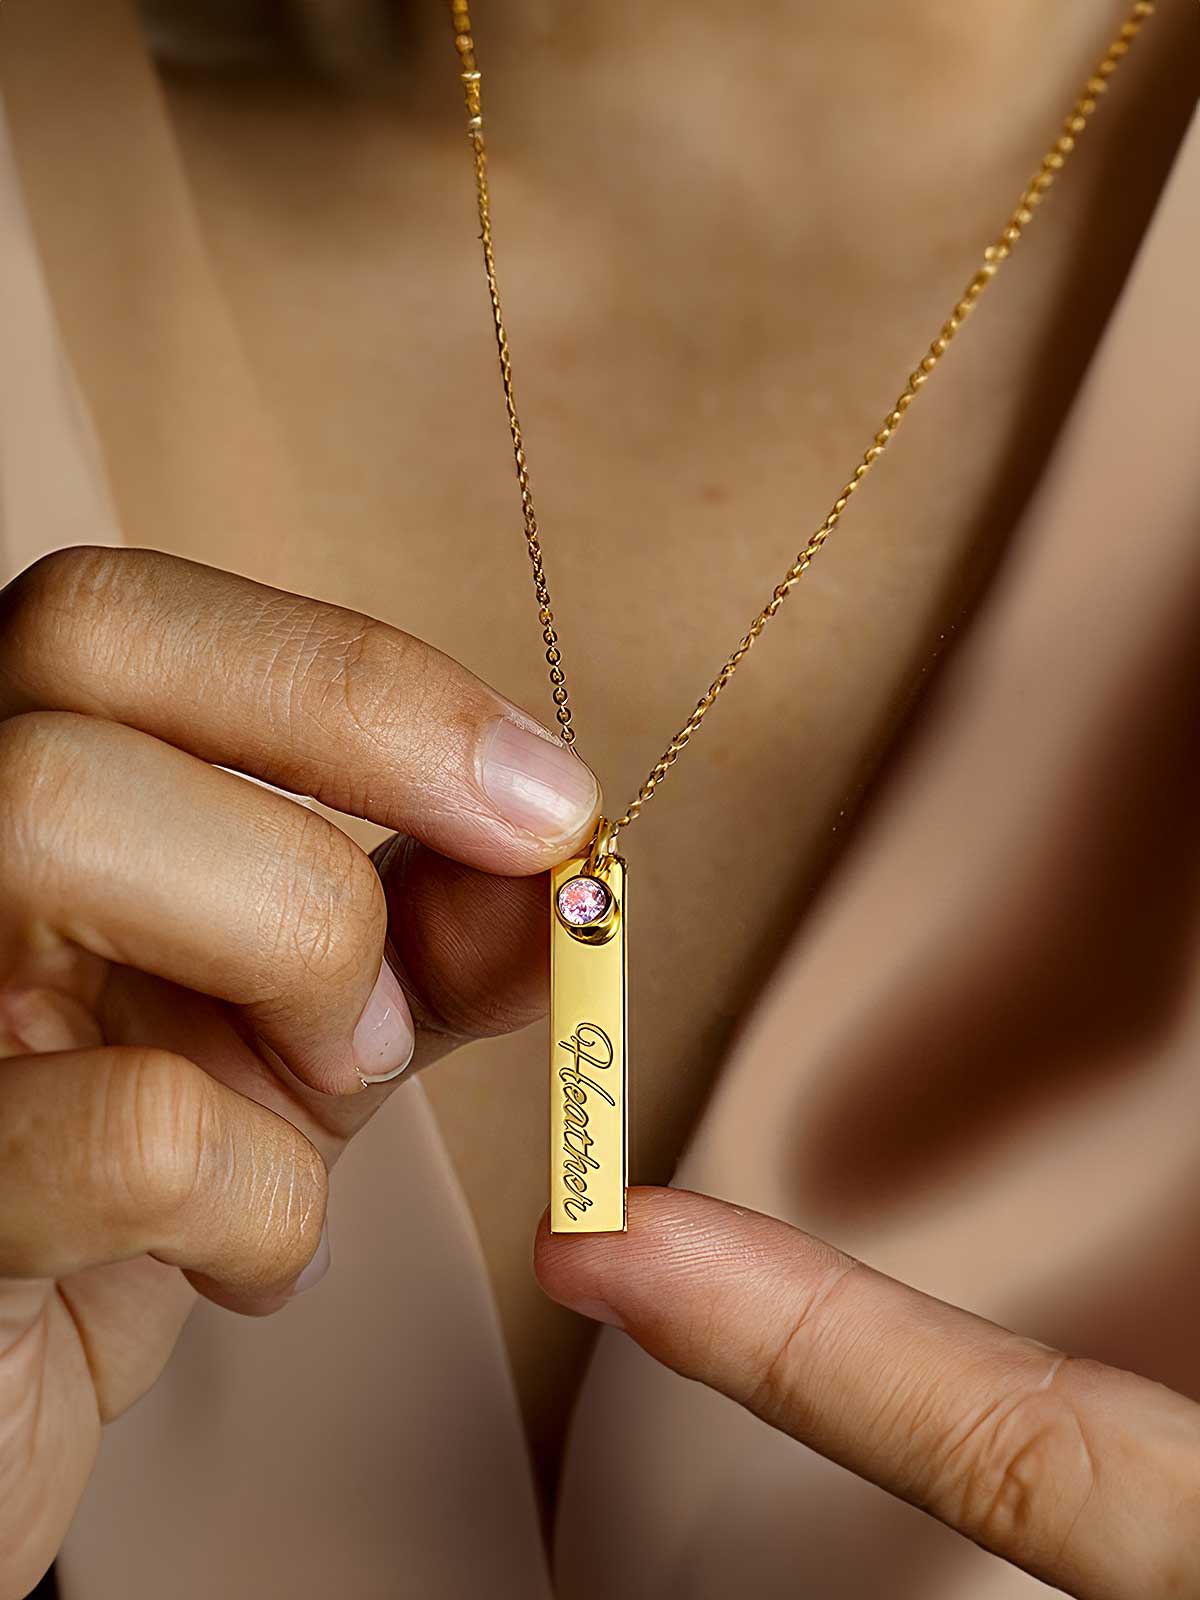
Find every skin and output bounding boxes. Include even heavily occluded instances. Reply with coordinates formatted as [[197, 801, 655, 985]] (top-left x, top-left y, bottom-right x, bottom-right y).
[[0, 0, 1197, 1591], [3, 2, 1194, 1487], [538, 1190, 1200, 1597], [0, 545, 600, 1593]]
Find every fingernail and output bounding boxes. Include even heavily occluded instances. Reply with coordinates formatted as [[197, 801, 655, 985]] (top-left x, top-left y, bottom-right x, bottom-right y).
[[352, 960, 416, 1086], [478, 717, 600, 844], [293, 1221, 331, 1296]]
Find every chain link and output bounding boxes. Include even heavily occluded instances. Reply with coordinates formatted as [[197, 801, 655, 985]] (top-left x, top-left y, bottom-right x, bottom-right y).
[[450, 0, 1156, 834]]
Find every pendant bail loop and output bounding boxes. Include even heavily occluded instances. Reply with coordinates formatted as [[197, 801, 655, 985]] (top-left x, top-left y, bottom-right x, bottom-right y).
[[584, 815, 618, 879]]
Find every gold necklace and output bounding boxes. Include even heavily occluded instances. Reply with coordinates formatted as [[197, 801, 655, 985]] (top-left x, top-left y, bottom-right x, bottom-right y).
[[447, 0, 1155, 1233]]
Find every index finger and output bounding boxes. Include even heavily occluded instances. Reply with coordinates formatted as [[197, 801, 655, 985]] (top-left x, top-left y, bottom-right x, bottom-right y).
[[0, 546, 599, 872], [537, 1188, 1200, 1598]]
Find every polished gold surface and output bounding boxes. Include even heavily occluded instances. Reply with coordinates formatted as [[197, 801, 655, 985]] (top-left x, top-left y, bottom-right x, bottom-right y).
[[449, 0, 1156, 836], [550, 826, 627, 1234]]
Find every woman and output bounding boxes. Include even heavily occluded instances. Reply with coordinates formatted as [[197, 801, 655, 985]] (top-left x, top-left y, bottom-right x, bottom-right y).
[[0, 2, 1197, 1595]]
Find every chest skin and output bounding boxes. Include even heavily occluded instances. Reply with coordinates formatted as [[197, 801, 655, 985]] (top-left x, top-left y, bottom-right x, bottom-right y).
[[2, 0, 1195, 1493]]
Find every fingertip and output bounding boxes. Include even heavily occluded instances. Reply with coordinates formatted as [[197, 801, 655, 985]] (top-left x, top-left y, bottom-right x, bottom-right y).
[[252, 1034, 364, 1102], [183, 1268, 294, 1318], [184, 1217, 330, 1314], [534, 1188, 696, 1328], [534, 1211, 627, 1329]]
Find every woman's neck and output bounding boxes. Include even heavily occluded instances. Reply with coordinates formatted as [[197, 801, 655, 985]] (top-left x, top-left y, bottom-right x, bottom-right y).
[[406, 1, 1127, 240], [411, 0, 1103, 134], [397, 0, 1132, 323]]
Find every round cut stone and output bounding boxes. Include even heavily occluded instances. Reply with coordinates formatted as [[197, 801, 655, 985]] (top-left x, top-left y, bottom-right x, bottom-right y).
[[557, 875, 610, 927]]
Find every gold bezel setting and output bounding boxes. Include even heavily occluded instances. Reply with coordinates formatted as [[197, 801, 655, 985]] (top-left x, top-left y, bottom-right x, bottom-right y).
[[555, 873, 620, 945]]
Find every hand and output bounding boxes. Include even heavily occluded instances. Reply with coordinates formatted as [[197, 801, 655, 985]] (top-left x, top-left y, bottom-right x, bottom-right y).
[[0, 546, 600, 1598], [538, 1188, 1200, 1599]]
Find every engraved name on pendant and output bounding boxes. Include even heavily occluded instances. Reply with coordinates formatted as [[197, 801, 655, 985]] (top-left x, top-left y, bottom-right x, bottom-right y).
[[549, 844, 627, 1234], [556, 1022, 615, 1221]]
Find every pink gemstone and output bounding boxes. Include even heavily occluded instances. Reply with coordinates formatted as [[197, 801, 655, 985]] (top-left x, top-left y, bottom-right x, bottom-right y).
[[557, 876, 610, 927]]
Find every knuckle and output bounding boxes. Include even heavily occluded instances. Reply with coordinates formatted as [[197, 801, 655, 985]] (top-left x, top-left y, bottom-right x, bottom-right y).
[[346, 619, 462, 751], [89, 1049, 327, 1291], [91, 1048, 211, 1222], [744, 1252, 861, 1424], [256, 605, 464, 810], [0, 705, 84, 781], [0, 548, 187, 729], [258, 605, 384, 737], [1, 545, 130, 674], [925, 1353, 1096, 1560], [4, 543, 119, 620], [0, 711, 92, 863], [265, 810, 386, 993]]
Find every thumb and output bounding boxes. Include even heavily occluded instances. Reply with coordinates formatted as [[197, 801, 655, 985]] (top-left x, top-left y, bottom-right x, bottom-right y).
[[536, 1187, 1200, 1599]]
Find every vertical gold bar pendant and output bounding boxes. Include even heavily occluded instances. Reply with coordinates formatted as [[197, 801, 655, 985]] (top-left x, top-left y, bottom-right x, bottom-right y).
[[549, 821, 627, 1233]]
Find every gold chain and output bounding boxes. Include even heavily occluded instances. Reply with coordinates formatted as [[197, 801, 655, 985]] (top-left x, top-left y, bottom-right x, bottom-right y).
[[450, 0, 1155, 836]]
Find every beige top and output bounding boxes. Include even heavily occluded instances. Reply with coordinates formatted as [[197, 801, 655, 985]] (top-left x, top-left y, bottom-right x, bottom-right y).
[[0, 5, 1197, 1594]]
